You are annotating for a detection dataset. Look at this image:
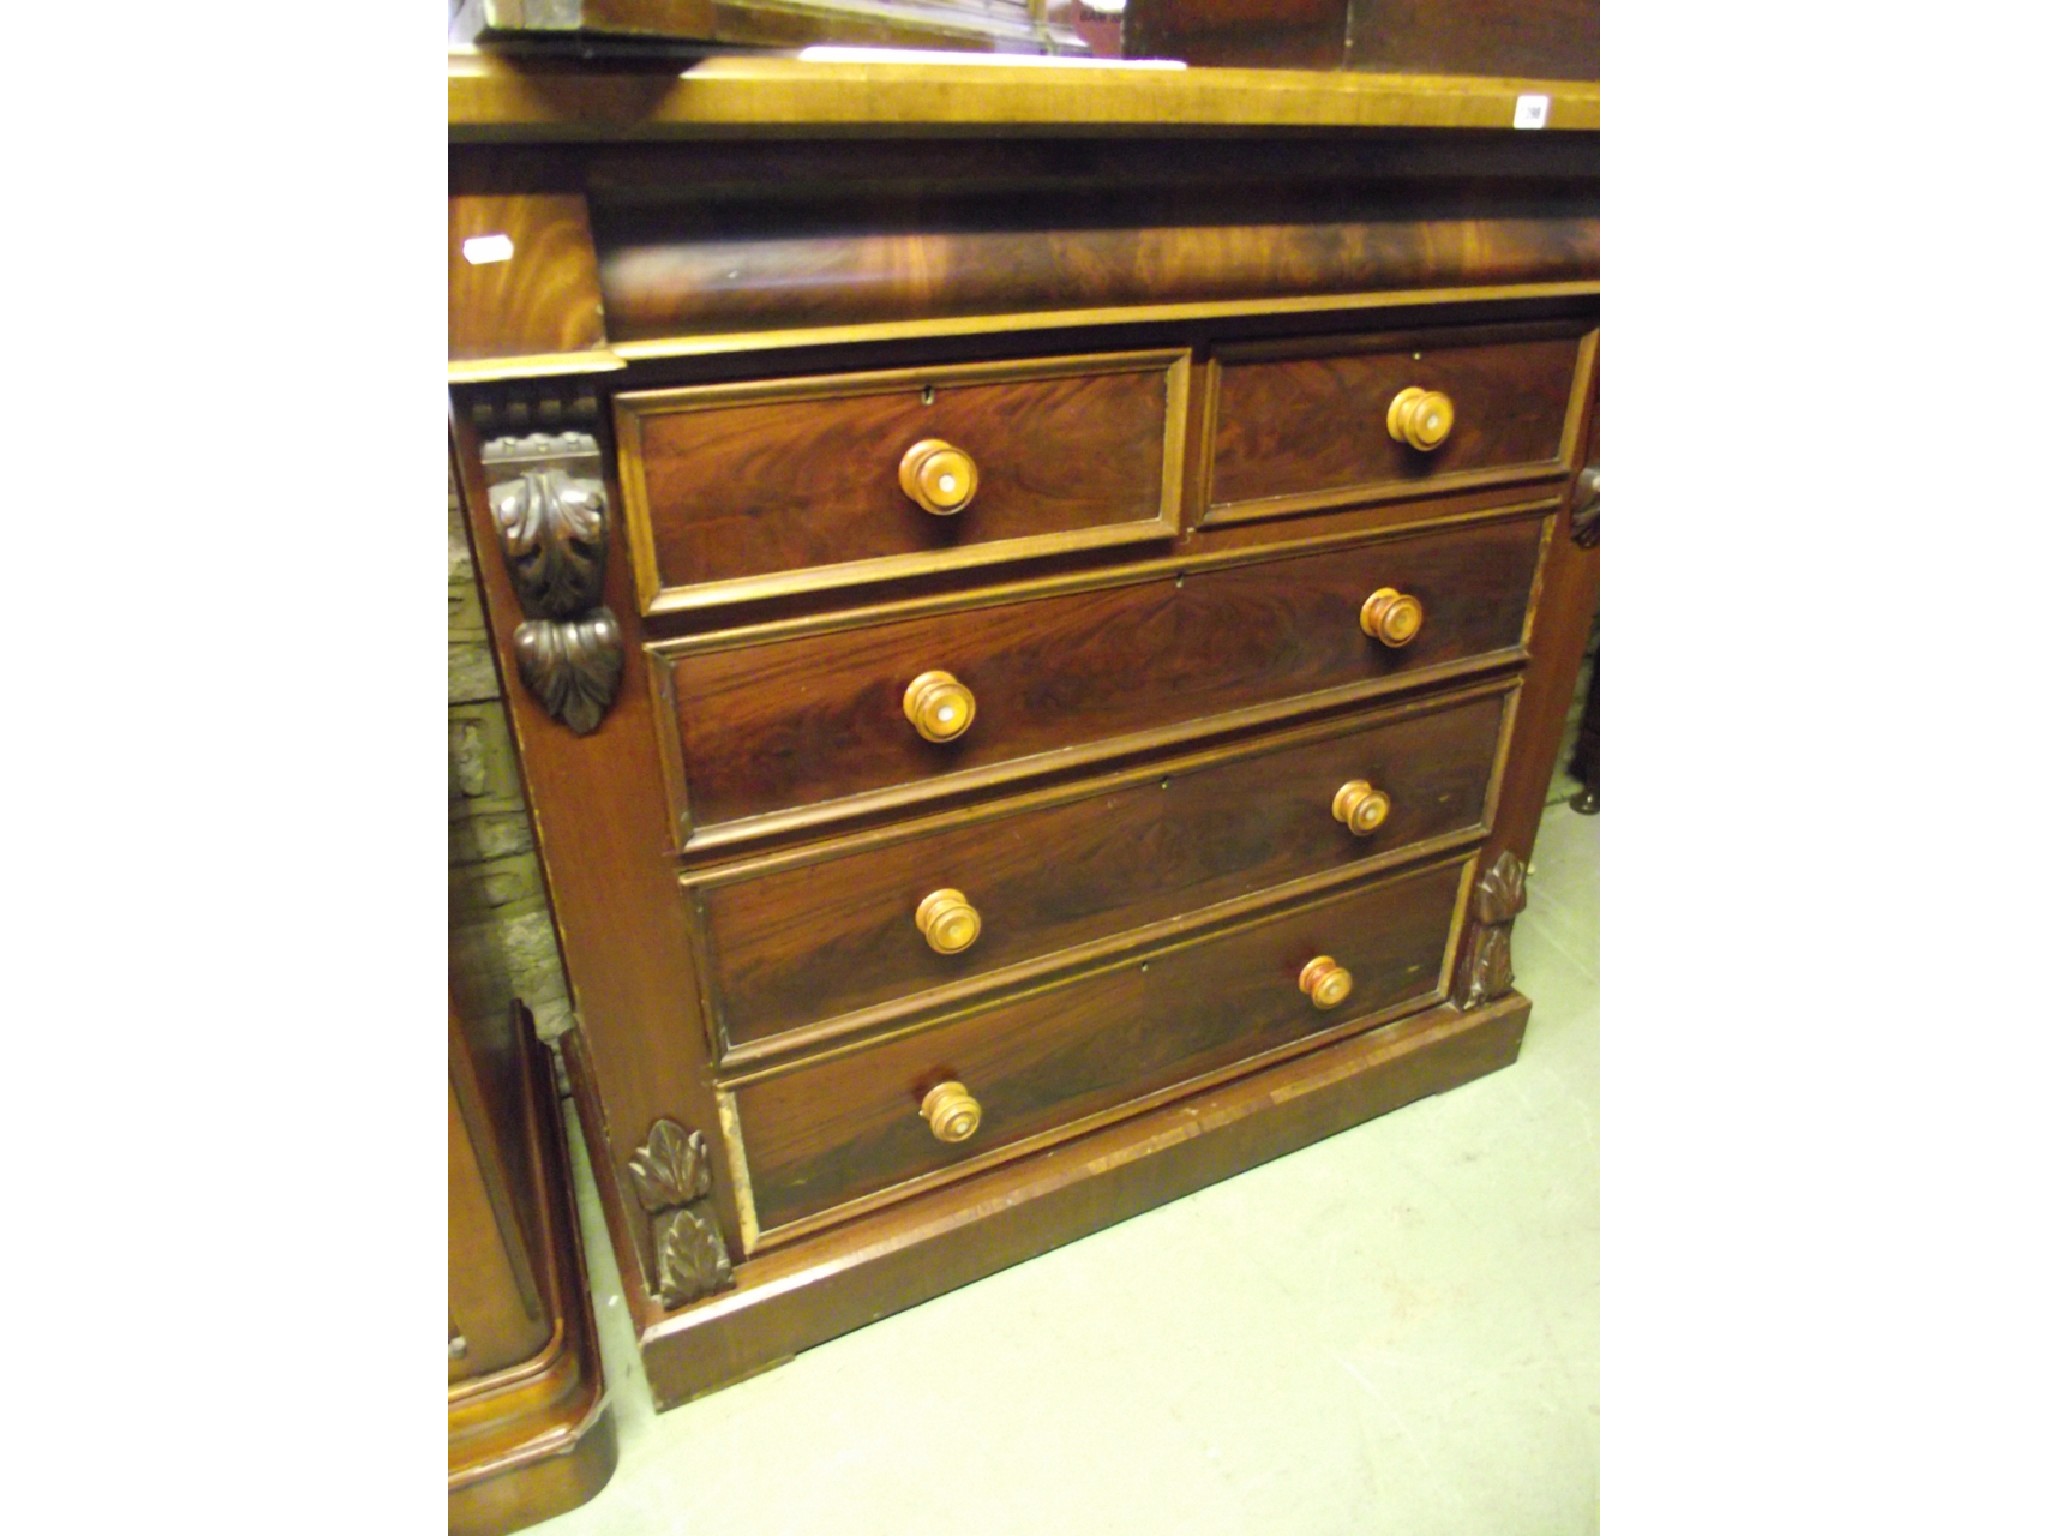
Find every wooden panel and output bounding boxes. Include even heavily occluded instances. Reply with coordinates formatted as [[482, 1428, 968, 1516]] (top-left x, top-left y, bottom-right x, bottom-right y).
[[616, 351, 1187, 613], [448, 998, 548, 1382], [654, 511, 1547, 848], [449, 1008, 618, 1534], [449, 150, 608, 363], [1125, 0, 1350, 68], [448, 1081, 549, 1381], [732, 858, 1467, 1236], [1344, 0, 1599, 80], [694, 686, 1510, 1055], [1207, 324, 1587, 520]]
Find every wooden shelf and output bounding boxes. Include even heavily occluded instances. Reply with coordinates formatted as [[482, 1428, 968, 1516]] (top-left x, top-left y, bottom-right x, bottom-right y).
[[448, 51, 1600, 140]]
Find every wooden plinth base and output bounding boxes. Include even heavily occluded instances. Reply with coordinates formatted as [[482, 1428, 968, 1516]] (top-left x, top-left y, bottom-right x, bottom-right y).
[[569, 989, 1529, 1410]]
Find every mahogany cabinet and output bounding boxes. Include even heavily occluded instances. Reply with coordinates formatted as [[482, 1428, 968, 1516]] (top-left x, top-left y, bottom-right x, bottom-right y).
[[449, 997, 616, 1532], [448, 57, 1599, 1409]]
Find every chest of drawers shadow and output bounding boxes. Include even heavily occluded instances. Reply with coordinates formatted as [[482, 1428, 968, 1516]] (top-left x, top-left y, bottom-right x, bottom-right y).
[[449, 60, 1600, 1408]]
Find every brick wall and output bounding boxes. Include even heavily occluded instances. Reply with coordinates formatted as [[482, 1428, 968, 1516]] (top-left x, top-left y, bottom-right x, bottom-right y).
[[449, 470, 573, 1040]]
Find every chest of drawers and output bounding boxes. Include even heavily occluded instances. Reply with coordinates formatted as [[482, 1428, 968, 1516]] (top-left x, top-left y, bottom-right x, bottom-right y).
[[449, 56, 1598, 1407]]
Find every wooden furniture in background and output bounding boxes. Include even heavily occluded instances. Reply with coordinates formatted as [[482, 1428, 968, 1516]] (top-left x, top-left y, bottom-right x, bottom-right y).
[[450, 0, 1090, 55], [1123, 0, 1597, 76], [449, 57, 1599, 1410], [449, 997, 616, 1534]]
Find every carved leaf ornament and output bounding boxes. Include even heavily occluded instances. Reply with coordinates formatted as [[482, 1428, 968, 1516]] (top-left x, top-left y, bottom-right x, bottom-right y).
[[481, 430, 625, 735], [655, 1208, 733, 1305], [628, 1120, 714, 1212], [1457, 848, 1529, 1009], [629, 1120, 734, 1309], [492, 468, 609, 618], [513, 610, 623, 738]]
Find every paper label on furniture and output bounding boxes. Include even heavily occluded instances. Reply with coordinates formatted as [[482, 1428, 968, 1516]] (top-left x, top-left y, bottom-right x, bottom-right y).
[[1513, 95, 1551, 130], [463, 234, 516, 265]]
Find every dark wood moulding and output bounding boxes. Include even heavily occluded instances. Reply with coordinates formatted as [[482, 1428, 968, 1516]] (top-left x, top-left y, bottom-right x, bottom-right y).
[[583, 137, 1597, 343]]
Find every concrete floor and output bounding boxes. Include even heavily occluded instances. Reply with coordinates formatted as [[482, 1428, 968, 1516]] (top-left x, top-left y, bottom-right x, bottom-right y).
[[540, 795, 1598, 1536]]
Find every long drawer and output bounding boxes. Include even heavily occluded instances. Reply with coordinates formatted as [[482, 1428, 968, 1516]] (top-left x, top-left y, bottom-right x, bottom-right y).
[[652, 510, 1546, 849], [726, 856, 1470, 1240], [691, 684, 1512, 1057]]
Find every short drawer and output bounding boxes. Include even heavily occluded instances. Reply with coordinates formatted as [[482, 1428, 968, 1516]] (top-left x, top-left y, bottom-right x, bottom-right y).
[[1205, 324, 1590, 523], [651, 510, 1545, 849], [725, 857, 1469, 1241], [692, 684, 1512, 1057], [616, 350, 1190, 614]]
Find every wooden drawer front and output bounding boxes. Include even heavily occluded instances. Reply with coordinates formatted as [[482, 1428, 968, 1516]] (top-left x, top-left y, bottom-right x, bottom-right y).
[[695, 687, 1510, 1056], [1206, 327, 1587, 522], [656, 512, 1545, 848], [730, 858, 1467, 1238], [617, 351, 1189, 614]]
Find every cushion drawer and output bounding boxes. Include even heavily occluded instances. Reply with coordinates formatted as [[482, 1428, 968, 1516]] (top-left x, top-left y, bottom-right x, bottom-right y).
[[692, 685, 1511, 1057], [727, 857, 1468, 1240], [616, 350, 1189, 614], [653, 510, 1546, 849], [1205, 325, 1588, 522]]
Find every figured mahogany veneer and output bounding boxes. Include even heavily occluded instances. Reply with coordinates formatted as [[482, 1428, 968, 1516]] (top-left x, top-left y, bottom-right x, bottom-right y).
[[728, 857, 1469, 1241], [652, 511, 1546, 850], [449, 151, 610, 368], [691, 684, 1513, 1058], [1206, 323, 1592, 522], [449, 71, 1597, 1418], [616, 351, 1189, 613]]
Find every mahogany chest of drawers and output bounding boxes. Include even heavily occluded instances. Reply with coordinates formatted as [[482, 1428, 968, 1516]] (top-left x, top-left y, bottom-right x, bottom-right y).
[[448, 57, 1599, 1408]]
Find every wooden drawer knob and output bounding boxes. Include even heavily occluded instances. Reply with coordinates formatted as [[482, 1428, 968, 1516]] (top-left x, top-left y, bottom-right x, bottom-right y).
[[921, 1080, 983, 1143], [1332, 780, 1391, 836], [899, 438, 980, 516], [916, 888, 983, 955], [1386, 387, 1455, 451], [1299, 956, 1353, 1010], [904, 670, 976, 743], [1359, 588, 1424, 648]]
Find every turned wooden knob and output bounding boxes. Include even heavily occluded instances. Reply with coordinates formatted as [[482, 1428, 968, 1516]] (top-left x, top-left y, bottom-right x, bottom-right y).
[[916, 888, 982, 955], [1359, 588, 1424, 648], [921, 1081, 982, 1143], [1332, 780, 1391, 836], [1386, 386, 1455, 451], [899, 438, 979, 516], [904, 670, 976, 743], [1299, 956, 1353, 1010]]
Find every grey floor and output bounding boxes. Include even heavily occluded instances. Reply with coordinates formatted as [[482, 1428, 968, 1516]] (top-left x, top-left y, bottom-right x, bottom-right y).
[[542, 793, 1598, 1536]]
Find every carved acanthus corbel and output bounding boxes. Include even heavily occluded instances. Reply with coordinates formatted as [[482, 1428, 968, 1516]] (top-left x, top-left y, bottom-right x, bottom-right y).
[[480, 429, 623, 735], [628, 1119, 734, 1308], [1455, 848, 1528, 1009]]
